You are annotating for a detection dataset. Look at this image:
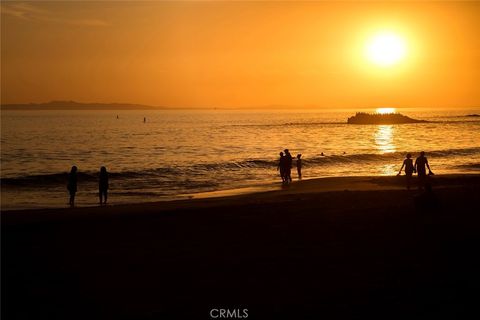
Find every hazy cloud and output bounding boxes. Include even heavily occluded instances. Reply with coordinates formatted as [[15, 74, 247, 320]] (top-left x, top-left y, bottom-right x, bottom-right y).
[[68, 19, 110, 27], [0, 2, 49, 19], [0, 2, 111, 27]]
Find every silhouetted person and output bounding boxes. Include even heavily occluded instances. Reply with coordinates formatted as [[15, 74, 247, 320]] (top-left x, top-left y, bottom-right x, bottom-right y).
[[116, 115, 119, 119], [397, 153, 415, 189], [277, 152, 286, 183], [144, 117, 146, 123], [296, 154, 302, 180], [99, 166, 109, 205], [284, 149, 293, 183], [67, 166, 78, 207], [321, 152, 324, 156], [415, 151, 433, 189]]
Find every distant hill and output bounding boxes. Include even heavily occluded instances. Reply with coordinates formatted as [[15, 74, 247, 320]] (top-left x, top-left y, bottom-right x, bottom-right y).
[[347, 112, 428, 124], [1, 101, 167, 110]]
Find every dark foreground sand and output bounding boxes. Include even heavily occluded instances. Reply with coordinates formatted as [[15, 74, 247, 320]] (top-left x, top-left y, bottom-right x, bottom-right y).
[[2, 175, 480, 319]]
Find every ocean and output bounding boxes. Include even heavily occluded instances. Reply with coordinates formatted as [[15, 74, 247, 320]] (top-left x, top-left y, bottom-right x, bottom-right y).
[[2, 108, 480, 209]]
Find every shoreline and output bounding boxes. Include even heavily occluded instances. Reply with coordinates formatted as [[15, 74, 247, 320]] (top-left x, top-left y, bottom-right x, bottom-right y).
[[3, 173, 480, 318], [3, 173, 479, 219]]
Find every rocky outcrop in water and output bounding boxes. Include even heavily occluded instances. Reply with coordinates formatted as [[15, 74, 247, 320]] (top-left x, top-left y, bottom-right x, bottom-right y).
[[347, 112, 427, 124]]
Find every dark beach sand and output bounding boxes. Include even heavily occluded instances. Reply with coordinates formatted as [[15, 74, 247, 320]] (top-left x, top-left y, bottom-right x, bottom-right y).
[[2, 174, 480, 319]]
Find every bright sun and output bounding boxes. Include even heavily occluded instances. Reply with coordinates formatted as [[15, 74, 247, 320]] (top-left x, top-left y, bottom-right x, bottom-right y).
[[365, 32, 407, 67]]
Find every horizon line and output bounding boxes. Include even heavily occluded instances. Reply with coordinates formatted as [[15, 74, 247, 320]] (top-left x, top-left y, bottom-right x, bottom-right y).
[[2, 100, 480, 110]]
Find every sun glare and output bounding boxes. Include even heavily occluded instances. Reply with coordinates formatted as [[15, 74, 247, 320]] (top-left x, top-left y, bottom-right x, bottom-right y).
[[376, 107, 396, 114], [365, 32, 407, 67]]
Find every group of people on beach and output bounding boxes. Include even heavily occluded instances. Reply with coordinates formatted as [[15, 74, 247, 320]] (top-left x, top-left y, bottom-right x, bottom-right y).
[[67, 166, 109, 207], [276, 149, 434, 190], [397, 151, 434, 190], [66, 150, 433, 207], [277, 149, 302, 184]]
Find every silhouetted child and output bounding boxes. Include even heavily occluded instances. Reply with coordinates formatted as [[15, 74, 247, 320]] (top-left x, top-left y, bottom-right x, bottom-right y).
[[278, 152, 286, 183], [67, 166, 78, 207], [296, 154, 302, 180], [99, 166, 109, 205], [397, 153, 414, 189]]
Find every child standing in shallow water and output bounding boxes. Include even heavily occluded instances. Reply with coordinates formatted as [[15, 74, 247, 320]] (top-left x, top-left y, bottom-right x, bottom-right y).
[[277, 152, 286, 183], [99, 166, 109, 205], [296, 154, 302, 180], [67, 166, 78, 206], [397, 153, 414, 190]]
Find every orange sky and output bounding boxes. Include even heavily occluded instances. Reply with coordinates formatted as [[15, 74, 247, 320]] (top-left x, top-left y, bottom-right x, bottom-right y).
[[1, 1, 479, 108]]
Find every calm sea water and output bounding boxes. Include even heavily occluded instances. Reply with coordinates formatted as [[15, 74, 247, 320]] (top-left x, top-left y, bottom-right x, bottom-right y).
[[2, 108, 480, 209]]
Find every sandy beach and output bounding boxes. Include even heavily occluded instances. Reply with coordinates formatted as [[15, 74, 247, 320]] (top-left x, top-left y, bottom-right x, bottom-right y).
[[2, 174, 480, 319]]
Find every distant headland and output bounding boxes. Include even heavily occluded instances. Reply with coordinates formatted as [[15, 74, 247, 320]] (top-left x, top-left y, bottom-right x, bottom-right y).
[[0, 101, 167, 110], [347, 112, 428, 124]]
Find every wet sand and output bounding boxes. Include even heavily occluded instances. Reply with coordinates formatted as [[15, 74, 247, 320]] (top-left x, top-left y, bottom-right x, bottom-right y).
[[2, 174, 480, 319]]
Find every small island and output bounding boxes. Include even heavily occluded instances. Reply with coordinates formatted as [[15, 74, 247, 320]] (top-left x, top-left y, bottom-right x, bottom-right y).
[[347, 112, 427, 124], [0, 100, 166, 110]]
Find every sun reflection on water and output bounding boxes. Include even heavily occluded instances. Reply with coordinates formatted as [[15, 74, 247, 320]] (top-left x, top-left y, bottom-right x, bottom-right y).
[[374, 125, 396, 175], [376, 107, 396, 114], [375, 125, 395, 153]]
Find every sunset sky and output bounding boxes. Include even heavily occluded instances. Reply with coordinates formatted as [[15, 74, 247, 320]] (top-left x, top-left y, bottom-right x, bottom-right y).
[[1, 1, 479, 108]]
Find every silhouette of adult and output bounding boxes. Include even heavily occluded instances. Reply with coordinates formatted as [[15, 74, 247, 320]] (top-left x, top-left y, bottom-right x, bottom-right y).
[[277, 152, 286, 183], [284, 149, 293, 183], [99, 166, 109, 205], [415, 151, 433, 189], [397, 153, 414, 189], [67, 166, 78, 207]]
